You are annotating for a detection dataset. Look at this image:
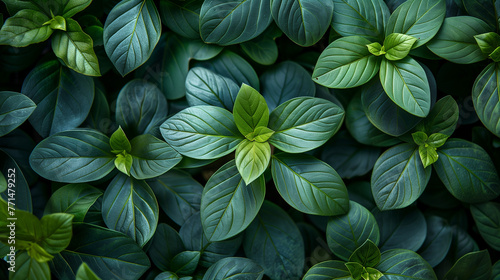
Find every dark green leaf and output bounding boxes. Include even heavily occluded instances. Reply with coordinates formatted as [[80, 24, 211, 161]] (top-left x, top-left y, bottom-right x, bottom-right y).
[[326, 201, 380, 261], [313, 36, 381, 88], [471, 202, 500, 251], [463, 0, 499, 29], [271, 0, 333, 46], [233, 84, 269, 136], [159, 0, 202, 39], [201, 160, 265, 241], [443, 250, 492, 280], [302, 260, 352, 280], [272, 153, 349, 216], [40, 213, 73, 254], [10, 251, 50, 280], [29, 129, 115, 183], [472, 62, 500, 138], [148, 223, 185, 271], [0, 9, 52, 47], [417, 95, 459, 136], [376, 249, 437, 279], [417, 215, 453, 267], [434, 138, 500, 203], [492, 260, 500, 280], [345, 262, 364, 280], [22, 60, 94, 137], [76, 263, 102, 280], [171, 251, 200, 275], [383, 33, 417, 60], [202, 257, 264, 280], [82, 82, 111, 133], [44, 184, 102, 222], [240, 24, 281, 65], [0, 151, 33, 212], [103, 0, 162, 76], [235, 140, 270, 185], [199, 0, 272, 45], [349, 240, 381, 268], [0, 91, 36, 137]]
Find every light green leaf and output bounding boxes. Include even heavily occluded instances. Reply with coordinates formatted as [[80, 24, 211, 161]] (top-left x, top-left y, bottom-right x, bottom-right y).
[[46, 16, 66, 31], [110, 126, 131, 153], [129, 134, 182, 180], [490, 46, 500, 62], [412, 131, 428, 146], [313, 36, 381, 88], [0, 9, 52, 47], [271, 0, 334, 46], [199, 0, 272, 45], [246, 126, 274, 142], [10, 251, 50, 280], [384, 0, 446, 48], [202, 257, 264, 280], [427, 16, 492, 64], [102, 173, 159, 246], [383, 33, 417, 60], [201, 160, 265, 241], [0, 91, 36, 137], [76, 263, 102, 280], [472, 63, 500, 138], [443, 250, 492, 280], [233, 84, 269, 137], [434, 138, 500, 203], [103, 0, 162, 76], [427, 133, 448, 147], [114, 152, 133, 176], [268, 97, 344, 153], [371, 143, 431, 210], [366, 267, 383, 280], [161, 106, 243, 160], [171, 251, 200, 275], [379, 57, 431, 117], [367, 42, 385, 56], [326, 201, 380, 261], [418, 145, 438, 168], [0, 199, 41, 249], [40, 213, 73, 254], [376, 249, 437, 279], [44, 184, 102, 222], [474, 32, 500, 55], [350, 240, 381, 268], [235, 140, 270, 185], [272, 153, 349, 216], [346, 262, 364, 280], [471, 202, 500, 251], [51, 18, 100, 76], [27, 242, 53, 262], [302, 260, 352, 280]]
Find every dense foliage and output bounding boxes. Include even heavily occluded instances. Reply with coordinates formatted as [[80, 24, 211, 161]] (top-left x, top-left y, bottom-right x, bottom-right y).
[[0, 0, 500, 279]]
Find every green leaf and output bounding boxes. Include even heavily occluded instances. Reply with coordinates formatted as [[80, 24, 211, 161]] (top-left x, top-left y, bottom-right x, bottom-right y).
[[29, 129, 115, 183], [434, 138, 500, 203], [383, 33, 417, 60], [490, 46, 500, 61], [384, 0, 446, 48], [268, 97, 344, 153], [115, 152, 133, 176], [417, 215, 453, 267], [302, 260, 352, 280], [0, 199, 41, 249], [326, 201, 380, 261], [0, 151, 33, 212], [462, 0, 499, 29], [367, 42, 385, 56], [235, 140, 270, 185], [233, 84, 269, 136], [471, 202, 500, 251], [246, 126, 274, 142], [161, 106, 243, 159], [350, 240, 381, 268], [243, 201, 304, 279], [492, 260, 500, 280], [103, 0, 162, 76], [376, 249, 437, 279], [427, 133, 448, 147], [472, 63, 500, 138], [443, 250, 492, 280], [21, 60, 94, 137], [427, 16, 492, 64], [46, 16, 66, 31], [159, 0, 202, 39], [240, 25, 281, 65], [50, 223, 150, 280], [110, 126, 131, 153], [39, 213, 73, 254], [313, 36, 381, 88], [201, 159, 265, 241], [417, 95, 459, 136], [0, 9, 52, 47], [366, 267, 383, 280], [412, 131, 428, 146], [271, 153, 349, 216], [379, 57, 431, 117], [102, 173, 159, 246], [474, 32, 500, 55], [44, 184, 102, 222], [129, 134, 182, 180], [148, 223, 185, 271], [76, 263, 102, 280], [202, 257, 264, 280], [0, 91, 36, 137], [185, 67, 239, 111], [418, 145, 438, 168], [147, 170, 203, 226], [271, 0, 333, 46], [261, 61, 316, 111], [27, 242, 53, 262], [371, 143, 431, 210], [346, 262, 364, 280], [51, 18, 100, 76], [331, 0, 390, 42], [82, 82, 110, 133], [0, 172, 5, 193], [199, 0, 272, 45], [171, 251, 200, 275], [10, 251, 50, 280]]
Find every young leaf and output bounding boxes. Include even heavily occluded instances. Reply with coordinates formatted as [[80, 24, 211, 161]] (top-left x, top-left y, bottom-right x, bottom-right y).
[[326, 201, 380, 261], [345, 262, 364, 280], [110, 126, 131, 153], [40, 213, 73, 254], [383, 33, 418, 60], [29, 129, 115, 183], [367, 42, 385, 56], [384, 0, 446, 48], [434, 139, 500, 203], [471, 202, 500, 251], [202, 257, 264, 280], [148, 223, 185, 271], [472, 63, 500, 138], [427, 133, 448, 147], [171, 251, 200, 275], [102, 173, 159, 246], [417, 95, 459, 136], [443, 250, 492, 280], [0, 10, 52, 47], [350, 240, 381, 268], [114, 152, 132, 176], [44, 184, 102, 222], [379, 57, 431, 117], [302, 260, 352, 280], [313, 36, 381, 88], [9, 251, 50, 280], [46, 16, 67, 31], [271, 153, 349, 216], [418, 145, 438, 168], [268, 97, 344, 153], [376, 249, 437, 280], [271, 0, 334, 46], [201, 160, 265, 241], [161, 106, 244, 159], [0, 91, 36, 137], [235, 140, 270, 185], [474, 32, 500, 55], [412, 131, 428, 146], [103, 0, 162, 76], [199, 0, 272, 45], [28, 242, 53, 262], [76, 263, 102, 280], [366, 267, 384, 280], [233, 84, 269, 137], [246, 126, 274, 143]]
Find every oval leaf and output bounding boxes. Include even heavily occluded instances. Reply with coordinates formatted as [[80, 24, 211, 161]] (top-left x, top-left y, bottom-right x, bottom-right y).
[[443, 250, 492, 280], [10, 251, 50, 280], [160, 0, 202, 39], [0, 91, 36, 137], [235, 140, 271, 185], [471, 202, 500, 251], [0, 9, 52, 47], [44, 184, 102, 222], [472, 62, 500, 138], [376, 249, 437, 279], [40, 213, 74, 254], [203, 257, 264, 280]]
